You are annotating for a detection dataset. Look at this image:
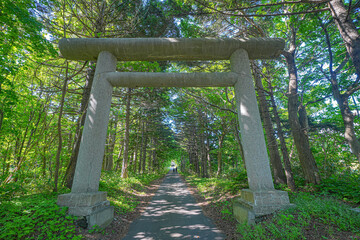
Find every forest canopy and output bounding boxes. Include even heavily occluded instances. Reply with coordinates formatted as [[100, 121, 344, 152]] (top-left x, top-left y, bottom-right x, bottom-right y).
[[0, 0, 360, 201]]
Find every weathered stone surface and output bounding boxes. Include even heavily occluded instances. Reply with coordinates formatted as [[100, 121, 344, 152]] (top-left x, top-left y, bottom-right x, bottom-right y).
[[59, 38, 285, 61], [231, 49, 274, 191], [87, 206, 114, 229], [106, 72, 238, 88], [71, 51, 117, 193], [57, 192, 107, 207], [57, 191, 113, 227], [233, 189, 293, 224], [56, 51, 116, 229], [68, 201, 110, 216]]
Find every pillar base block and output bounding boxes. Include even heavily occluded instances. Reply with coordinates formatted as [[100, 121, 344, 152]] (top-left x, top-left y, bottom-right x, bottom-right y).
[[233, 189, 294, 224], [57, 191, 113, 229]]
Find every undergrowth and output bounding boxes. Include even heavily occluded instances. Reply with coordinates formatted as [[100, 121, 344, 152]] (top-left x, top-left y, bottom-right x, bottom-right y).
[[99, 171, 166, 214], [183, 174, 245, 221], [0, 171, 166, 240], [183, 173, 360, 240], [0, 193, 81, 240], [237, 193, 360, 239]]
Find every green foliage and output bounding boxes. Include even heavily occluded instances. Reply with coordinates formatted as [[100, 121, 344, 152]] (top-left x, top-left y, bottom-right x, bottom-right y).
[[237, 193, 360, 239], [319, 173, 360, 203], [0, 193, 81, 240], [99, 171, 166, 214], [0, 182, 27, 201]]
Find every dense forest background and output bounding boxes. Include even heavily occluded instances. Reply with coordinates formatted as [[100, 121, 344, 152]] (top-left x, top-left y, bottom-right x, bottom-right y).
[[1, 0, 360, 238], [0, 0, 360, 239], [2, 0, 360, 192]]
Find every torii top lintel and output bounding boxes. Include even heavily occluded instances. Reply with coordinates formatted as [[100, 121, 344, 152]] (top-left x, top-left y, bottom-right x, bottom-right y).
[[59, 38, 285, 61]]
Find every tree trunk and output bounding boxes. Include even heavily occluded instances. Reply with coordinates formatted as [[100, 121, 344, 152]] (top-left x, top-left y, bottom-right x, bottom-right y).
[[121, 88, 132, 178], [139, 120, 144, 174], [328, 0, 360, 76], [216, 133, 225, 177], [205, 132, 212, 175], [63, 62, 95, 188], [284, 49, 321, 185], [115, 140, 124, 171], [142, 123, 148, 174], [321, 18, 360, 163], [252, 63, 287, 185], [54, 68, 68, 192], [198, 107, 208, 178], [103, 115, 117, 171], [267, 77, 296, 191]]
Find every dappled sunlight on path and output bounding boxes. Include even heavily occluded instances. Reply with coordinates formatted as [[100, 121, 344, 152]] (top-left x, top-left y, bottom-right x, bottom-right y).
[[122, 172, 224, 240]]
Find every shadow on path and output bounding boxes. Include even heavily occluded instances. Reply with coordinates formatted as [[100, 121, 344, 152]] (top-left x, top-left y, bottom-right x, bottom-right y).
[[122, 171, 224, 240]]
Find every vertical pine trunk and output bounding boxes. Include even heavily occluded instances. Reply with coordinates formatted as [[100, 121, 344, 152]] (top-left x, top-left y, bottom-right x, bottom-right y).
[[216, 134, 225, 177], [142, 123, 148, 174], [54, 67, 68, 192], [139, 120, 144, 174], [252, 63, 286, 185], [205, 133, 212, 175], [121, 88, 132, 178], [267, 78, 296, 191], [284, 49, 321, 185]]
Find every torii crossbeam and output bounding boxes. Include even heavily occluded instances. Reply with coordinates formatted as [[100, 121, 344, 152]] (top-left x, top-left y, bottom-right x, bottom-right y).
[[57, 38, 292, 228]]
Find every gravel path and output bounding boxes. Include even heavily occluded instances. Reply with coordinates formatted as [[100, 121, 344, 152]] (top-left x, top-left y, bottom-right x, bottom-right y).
[[122, 171, 225, 240]]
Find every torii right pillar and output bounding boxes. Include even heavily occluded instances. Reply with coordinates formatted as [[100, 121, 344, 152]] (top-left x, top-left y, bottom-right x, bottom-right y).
[[231, 49, 292, 224]]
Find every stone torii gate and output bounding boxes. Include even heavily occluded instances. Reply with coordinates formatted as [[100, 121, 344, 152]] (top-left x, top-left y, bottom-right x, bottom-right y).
[[57, 38, 292, 228]]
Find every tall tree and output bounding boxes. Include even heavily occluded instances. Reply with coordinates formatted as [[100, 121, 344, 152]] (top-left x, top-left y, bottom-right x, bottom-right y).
[[282, 22, 321, 185]]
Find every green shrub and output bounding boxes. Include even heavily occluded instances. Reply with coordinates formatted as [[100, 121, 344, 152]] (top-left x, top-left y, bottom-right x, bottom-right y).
[[0, 193, 81, 240], [319, 173, 360, 203], [237, 192, 360, 239], [99, 171, 166, 214]]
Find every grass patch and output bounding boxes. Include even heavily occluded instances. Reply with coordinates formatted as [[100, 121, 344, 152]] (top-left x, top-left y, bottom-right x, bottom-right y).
[[99, 171, 166, 214]]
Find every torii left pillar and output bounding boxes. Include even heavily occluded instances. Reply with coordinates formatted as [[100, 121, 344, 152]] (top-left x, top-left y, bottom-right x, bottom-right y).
[[57, 51, 116, 229]]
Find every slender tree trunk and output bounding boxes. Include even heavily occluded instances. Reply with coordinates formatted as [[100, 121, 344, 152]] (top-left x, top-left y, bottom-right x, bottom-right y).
[[197, 107, 208, 178], [267, 77, 296, 191], [205, 132, 212, 175], [283, 46, 321, 184], [63, 62, 95, 188], [142, 123, 148, 174], [216, 133, 225, 177], [321, 19, 360, 163], [104, 115, 117, 171], [232, 118, 245, 166], [138, 120, 144, 174], [54, 68, 68, 192], [121, 88, 132, 178], [328, 0, 360, 76], [115, 140, 124, 171], [252, 63, 286, 185]]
